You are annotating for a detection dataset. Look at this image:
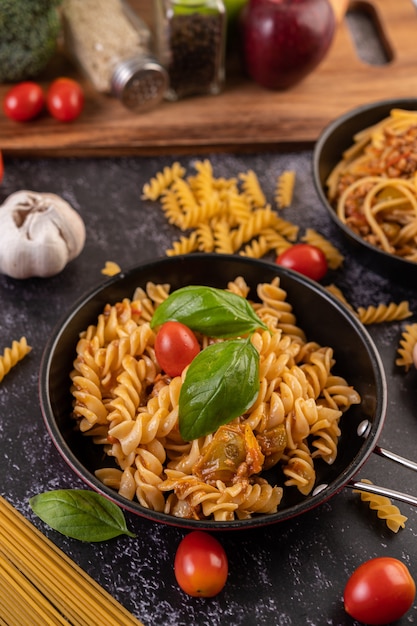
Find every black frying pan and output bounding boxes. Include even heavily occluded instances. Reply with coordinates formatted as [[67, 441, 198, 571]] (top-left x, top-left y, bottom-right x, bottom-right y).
[[39, 254, 415, 530]]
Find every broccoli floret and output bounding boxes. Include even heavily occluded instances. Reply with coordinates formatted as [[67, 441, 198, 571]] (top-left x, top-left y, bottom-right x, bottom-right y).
[[0, 0, 62, 83]]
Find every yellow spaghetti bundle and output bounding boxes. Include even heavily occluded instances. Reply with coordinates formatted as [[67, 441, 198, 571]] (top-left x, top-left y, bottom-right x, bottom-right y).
[[0, 496, 143, 626]]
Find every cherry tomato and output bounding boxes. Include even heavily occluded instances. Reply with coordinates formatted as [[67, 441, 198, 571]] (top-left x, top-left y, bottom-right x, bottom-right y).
[[3, 82, 44, 122], [154, 321, 200, 377], [174, 531, 228, 597], [46, 78, 84, 122], [344, 557, 416, 625], [275, 243, 328, 281]]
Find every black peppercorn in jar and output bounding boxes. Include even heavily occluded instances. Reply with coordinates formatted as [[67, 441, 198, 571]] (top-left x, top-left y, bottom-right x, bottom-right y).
[[154, 0, 226, 101]]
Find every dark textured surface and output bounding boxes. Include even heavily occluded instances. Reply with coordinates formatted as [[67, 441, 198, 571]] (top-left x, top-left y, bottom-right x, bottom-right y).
[[1, 151, 417, 626]]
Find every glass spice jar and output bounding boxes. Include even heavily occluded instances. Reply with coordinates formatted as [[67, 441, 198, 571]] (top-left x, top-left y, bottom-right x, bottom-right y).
[[60, 0, 169, 112], [154, 0, 226, 101]]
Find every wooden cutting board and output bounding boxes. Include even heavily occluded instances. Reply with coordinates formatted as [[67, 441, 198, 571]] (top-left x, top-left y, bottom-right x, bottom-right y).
[[1, 0, 417, 156]]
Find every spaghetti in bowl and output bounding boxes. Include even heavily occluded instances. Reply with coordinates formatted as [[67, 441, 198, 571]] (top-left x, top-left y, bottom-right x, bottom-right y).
[[313, 98, 417, 281], [39, 254, 386, 529]]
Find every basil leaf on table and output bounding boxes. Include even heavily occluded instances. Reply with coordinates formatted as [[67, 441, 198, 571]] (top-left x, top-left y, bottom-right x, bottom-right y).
[[179, 338, 260, 440], [29, 489, 136, 542], [150, 285, 269, 338]]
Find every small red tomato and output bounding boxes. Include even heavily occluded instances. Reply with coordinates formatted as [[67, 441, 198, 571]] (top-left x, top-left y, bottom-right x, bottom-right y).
[[174, 531, 228, 597], [3, 81, 44, 122], [344, 557, 416, 625], [46, 78, 84, 122], [154, 321, 200, 377], [276, 243, 328, 281]]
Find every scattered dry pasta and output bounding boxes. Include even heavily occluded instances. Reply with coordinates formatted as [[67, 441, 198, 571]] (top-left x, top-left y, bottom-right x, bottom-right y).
[[70, 276, 361, 522], [323, 287, 414, 330], [325, 284, 357, 314], [275, 170, 296, 209], [302, 228, 344, 269], [357, 300, 412, 325], [353, 478, 407, 532], [141, 162, 186, 201], [140, 160, 330, 262], [101, 261, 121, 276], [0, 337, 31, 383], [396, 323, 417, 371]]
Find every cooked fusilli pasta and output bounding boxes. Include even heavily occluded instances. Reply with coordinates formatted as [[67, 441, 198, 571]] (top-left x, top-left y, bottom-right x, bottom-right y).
[[70, 276, 361, 522]]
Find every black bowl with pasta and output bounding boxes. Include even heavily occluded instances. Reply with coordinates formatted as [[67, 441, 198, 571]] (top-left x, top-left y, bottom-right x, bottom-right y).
[[39, 254, 386, 530], [313, 98, 417, 281]]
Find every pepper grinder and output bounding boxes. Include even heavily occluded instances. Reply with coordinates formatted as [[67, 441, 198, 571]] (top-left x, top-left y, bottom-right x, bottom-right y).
[[154, 0, 226, 101]]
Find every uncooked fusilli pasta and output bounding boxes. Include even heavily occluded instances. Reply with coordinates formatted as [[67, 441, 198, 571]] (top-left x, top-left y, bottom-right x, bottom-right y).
[[302, 228, 344, 270], [141, 160, 302, 260], [141, 162, 186, 201], [396, 323, 417, 371], [101, 261, 121, 276], [275, 170, 296, 209], [0, 337, 32, 383], [353, 478, 407, 532], [70, 276, 361, 521], [357, 301, 412, 325]]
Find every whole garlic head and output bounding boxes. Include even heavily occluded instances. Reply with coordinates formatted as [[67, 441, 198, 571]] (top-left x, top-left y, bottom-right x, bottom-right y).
[[0, 190, 86, 279]]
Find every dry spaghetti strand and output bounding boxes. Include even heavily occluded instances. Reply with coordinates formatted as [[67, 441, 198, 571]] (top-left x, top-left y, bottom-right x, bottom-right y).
[[0, 496, 144, 626]]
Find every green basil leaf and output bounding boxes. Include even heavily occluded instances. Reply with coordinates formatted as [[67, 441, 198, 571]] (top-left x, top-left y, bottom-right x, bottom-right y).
[[29, 489, 136, 542], [179, 338, 260, 440], [150, 285, 268, 338]]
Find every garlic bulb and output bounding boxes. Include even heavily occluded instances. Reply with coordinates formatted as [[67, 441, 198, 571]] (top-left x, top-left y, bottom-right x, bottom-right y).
[[0, 190, 86, 279]]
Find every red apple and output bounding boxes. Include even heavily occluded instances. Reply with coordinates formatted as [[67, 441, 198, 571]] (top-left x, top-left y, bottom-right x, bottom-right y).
[[240, 0, 336, 90]]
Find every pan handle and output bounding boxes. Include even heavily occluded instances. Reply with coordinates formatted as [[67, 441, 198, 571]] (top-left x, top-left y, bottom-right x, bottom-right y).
[[358, 419, 417, 472], [373, 445, 417, 472], [346, 480, 417, 508], [347, 419, 417, 507]]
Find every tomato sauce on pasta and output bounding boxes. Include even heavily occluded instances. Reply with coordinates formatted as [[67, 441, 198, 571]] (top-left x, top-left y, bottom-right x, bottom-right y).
[[326, 109, 417, 262]]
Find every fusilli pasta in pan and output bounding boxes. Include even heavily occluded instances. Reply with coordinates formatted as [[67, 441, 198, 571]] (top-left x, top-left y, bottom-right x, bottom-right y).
[[70, 277, 361, 521]]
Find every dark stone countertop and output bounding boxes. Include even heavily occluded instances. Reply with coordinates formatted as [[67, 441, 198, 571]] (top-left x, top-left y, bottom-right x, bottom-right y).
[[1, 151, 417, 626]]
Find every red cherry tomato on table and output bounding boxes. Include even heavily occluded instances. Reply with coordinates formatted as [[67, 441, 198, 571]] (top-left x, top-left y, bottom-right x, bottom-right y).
[[275, 243, 328, 281], [46, 78, 84, 122], [154, 320, 200, 377], [344, 557, 416, 625], [174, 531, 228, 597], [3, 82, 44, 122]]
